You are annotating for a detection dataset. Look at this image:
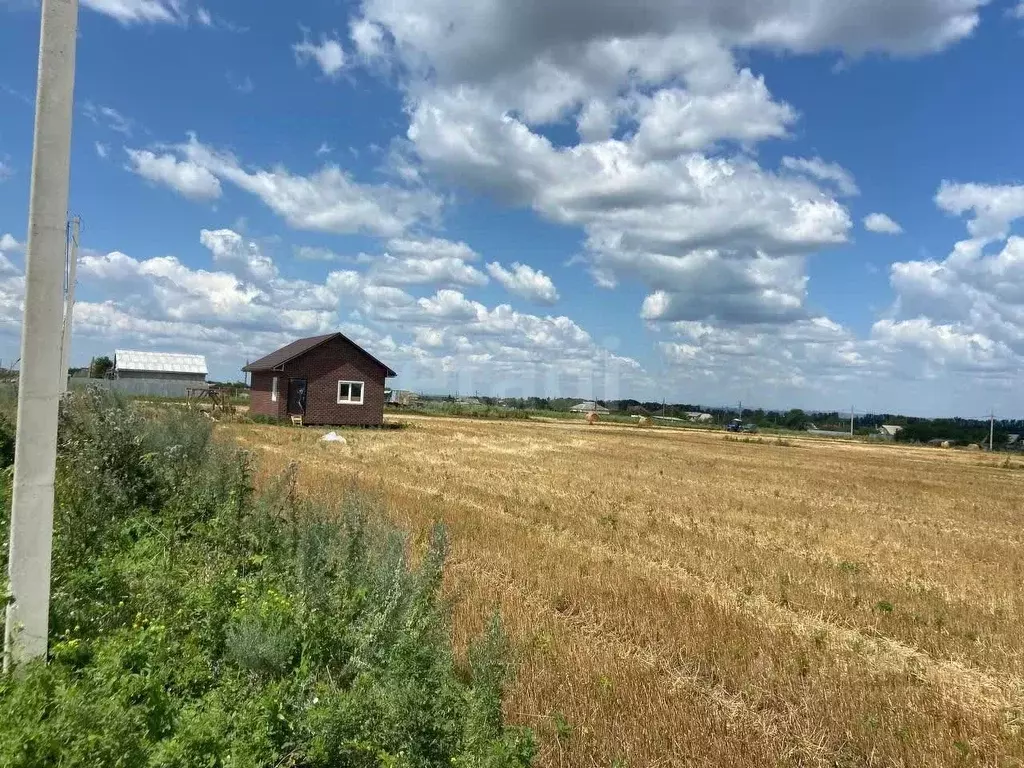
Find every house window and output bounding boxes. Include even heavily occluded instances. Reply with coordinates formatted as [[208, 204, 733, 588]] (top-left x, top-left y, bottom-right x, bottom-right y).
[[271, 376, 279, 402], [337, 380, 364, 405]]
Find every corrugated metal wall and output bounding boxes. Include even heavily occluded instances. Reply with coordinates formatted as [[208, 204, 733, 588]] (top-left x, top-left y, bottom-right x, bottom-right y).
[[68, 377, 205, 398], [115, 371, 207, 382]]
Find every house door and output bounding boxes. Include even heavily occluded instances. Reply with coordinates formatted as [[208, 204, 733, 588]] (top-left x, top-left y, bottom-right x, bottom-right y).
[[287, 378, 307, 414]]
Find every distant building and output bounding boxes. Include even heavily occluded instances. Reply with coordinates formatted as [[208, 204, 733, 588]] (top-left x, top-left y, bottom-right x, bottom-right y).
[[386, 389, 419, 407], [114, 350, 208, 384], [570, 401, 610, 414], [878, 424, 904, 438]]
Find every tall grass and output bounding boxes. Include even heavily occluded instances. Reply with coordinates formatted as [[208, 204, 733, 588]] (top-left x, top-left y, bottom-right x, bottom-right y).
[[0, 391, 534, 767]]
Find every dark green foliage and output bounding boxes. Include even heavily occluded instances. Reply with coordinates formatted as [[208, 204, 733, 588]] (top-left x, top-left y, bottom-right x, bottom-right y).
[[399, 402, 534, 420], [893, 419, 1008, 446], [0, 412, 14, 468], [781, 409, 809, 430], [89, 355, 114, 378], [0, 392, 534, 768]]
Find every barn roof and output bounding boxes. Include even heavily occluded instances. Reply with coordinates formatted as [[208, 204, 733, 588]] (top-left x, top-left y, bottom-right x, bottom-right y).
[[114, 350, 208, 375], [569, 401, 610, 413], [243, 333, 397, 377]]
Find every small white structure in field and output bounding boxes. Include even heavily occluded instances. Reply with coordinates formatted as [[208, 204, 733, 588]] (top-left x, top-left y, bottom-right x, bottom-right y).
[[321, 431, 347, 444]]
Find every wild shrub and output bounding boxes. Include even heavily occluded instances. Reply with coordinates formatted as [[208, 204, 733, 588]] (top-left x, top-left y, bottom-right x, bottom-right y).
[[0, 413, 14, 469], [0, 392, 534, 767]]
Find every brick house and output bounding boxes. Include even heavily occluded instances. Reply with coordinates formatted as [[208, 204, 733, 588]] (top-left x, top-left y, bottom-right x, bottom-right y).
[[243, 333, 397, 426]]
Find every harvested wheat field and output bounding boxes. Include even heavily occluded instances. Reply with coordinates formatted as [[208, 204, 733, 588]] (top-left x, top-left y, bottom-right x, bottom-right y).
[[226, 415, 1024, 767]]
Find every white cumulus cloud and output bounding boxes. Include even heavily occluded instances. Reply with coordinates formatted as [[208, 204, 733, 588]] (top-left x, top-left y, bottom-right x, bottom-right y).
[[3, 230, 638, 396], [935, 180, 1024, 241], [863, 212, 903, 234], [0, 234, 21, 253], [487, 262, 559, 305], [81, 0, 184, 24], [363, 236, 487, 288], [294, 37, 346, 78], [350, 18, 387, 60], [353, 0, 986, 94], [178, 136, 440, 236], [782, 156, 859, 197], [404, 58, 850, 328], [349, 0, 991, 345], [294, 245, 345, 262], [633, 73, 797, 157], [878, 181, 1024, 384], [125, 148, 223, 201], [200, 229, 278, 284]]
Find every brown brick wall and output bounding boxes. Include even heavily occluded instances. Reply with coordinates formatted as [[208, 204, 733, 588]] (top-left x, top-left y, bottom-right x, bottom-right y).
[[249, 372, 287, 420], [246, 337, 389, 426]]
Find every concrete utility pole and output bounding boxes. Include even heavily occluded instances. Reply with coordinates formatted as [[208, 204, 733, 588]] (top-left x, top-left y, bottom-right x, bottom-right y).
[[850, 406, 855, 438], [58, 215, 79, 396], [990, 410, 995, 453], [5, 0, 80, 670]]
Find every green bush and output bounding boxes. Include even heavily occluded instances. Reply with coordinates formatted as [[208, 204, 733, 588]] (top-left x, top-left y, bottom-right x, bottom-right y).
[[0, 413, 14, 468], [0, 392, 534, 767]]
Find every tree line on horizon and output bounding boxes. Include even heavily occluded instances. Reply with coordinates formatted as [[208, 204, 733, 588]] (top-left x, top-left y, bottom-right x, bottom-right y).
[[421, 395, 1022, 445]]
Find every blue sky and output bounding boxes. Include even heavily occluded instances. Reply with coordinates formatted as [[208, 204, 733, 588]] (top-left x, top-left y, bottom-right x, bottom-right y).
[[2, 0, 1024, 416]]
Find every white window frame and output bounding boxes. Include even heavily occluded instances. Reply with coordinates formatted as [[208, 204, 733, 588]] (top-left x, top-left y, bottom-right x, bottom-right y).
[[337, 380, 365, 405], [271, 376, 279, 402]]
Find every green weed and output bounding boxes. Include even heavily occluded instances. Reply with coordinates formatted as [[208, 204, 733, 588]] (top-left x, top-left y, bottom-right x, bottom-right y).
[[0, 391, 534, 768]]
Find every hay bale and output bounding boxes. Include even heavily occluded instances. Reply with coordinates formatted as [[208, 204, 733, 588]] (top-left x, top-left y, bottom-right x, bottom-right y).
[[638, 416, 652, 427], [941, 440, 951, 449], [586, 412, 599, 425], [966, 443, 981, 451]]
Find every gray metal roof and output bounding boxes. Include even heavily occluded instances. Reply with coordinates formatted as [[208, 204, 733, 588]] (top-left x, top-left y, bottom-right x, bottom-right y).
[[115, 350, 209, 375], [570, 401, 610, 413]]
